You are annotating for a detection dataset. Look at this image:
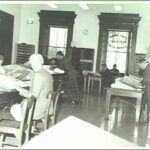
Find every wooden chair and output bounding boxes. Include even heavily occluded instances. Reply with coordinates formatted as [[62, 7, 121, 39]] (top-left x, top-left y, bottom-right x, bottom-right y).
[[32, 91, 60, 134], [0, 96, 36, 147]]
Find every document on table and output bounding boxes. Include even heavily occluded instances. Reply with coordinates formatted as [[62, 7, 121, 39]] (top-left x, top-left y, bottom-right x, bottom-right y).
[[43, 65, 64, 74], [0, 74, 28, 92]]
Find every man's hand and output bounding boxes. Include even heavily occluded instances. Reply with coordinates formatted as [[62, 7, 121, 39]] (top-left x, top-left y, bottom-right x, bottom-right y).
[[15, 84, 32, 98]]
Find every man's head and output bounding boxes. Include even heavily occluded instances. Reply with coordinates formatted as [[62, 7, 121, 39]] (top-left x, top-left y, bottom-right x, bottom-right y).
[[113, 64, 117, 69], [56, 51, 64, 60], [0, 55, 4, 65], [29, 53, 44, 71], [101, 64, 107, 71]]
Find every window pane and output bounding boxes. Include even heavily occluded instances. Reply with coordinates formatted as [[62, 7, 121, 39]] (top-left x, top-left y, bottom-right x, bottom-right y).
[[107, 31, 129, 53], [47, 47, 57, 58], [47, 47, 66, 59], [106, 52, 116, 69], [49, 28, 57, 46], [116, 53, 127, 73], [106, 52, 127, 73], [57, 28, 68, 47], [48, 27, 68, 58]]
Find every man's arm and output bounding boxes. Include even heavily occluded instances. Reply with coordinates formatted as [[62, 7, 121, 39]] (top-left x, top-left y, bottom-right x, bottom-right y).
[[16, 73, 43, 99], [31, 73, 43, 99]]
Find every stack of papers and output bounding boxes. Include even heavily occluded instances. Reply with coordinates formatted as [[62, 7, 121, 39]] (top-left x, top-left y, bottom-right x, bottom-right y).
[[0, 74, 28, 92], [43, 65, 64, 74]]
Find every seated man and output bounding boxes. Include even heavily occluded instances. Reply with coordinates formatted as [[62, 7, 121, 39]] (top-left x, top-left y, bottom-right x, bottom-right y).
[[100, 64, 113, 92], [10, 53, 53, 121], [56, 51, 80, 105], [0, 55, 5, 74], [110, 64, 119, 82]]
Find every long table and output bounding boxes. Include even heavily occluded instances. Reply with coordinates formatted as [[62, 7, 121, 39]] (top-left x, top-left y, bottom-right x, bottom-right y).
[[22, 116, 138, 148], [105, 88, 143, 124], [0, 64, 64, 107]]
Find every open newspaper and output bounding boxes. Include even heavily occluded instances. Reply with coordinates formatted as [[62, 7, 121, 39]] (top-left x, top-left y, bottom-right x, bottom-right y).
[[111, 74, 143, 90]]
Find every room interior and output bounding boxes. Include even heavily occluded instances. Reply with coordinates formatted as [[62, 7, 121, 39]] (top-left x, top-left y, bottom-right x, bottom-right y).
[[0, 0, 150, 148]]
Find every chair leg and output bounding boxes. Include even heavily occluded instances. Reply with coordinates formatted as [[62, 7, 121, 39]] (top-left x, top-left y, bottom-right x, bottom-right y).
[[98, 80, 101, 95], [84, 76, 87, 93], [91, 80, 94, 91], [51, 116, 55, 126], [0, 134, 4, 147]]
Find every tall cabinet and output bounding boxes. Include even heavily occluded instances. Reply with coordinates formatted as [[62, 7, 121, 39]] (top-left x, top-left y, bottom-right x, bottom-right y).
[[71, 47, 94, 71]]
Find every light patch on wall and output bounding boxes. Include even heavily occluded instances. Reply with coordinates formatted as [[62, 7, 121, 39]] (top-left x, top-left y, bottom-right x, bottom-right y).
[[79, 4, 89, 10], [48, 2, 58, 9], [114, 5, 122, 11], [26, 19, 34, 24]]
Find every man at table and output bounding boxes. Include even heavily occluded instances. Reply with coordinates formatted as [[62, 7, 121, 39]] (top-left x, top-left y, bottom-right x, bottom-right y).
[[56, 51, 80, 105], [110, 64, 119, 83], [10, 53, 53, 121], [100, 64, 113, 93]]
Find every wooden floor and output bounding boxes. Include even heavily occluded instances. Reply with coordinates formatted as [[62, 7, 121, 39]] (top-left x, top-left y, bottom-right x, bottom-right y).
[[56, 89, 149, 147], [0, 87, 149, 147]]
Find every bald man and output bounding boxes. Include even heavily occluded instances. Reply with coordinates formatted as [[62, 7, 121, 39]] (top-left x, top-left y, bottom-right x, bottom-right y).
[[11, 53, 53, 121]]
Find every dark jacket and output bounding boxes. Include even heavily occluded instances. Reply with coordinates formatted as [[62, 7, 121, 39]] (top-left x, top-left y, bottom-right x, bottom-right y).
[[143, 63, 150, 105], [101, 68, 113, 88], [58, 56, 78, 79]]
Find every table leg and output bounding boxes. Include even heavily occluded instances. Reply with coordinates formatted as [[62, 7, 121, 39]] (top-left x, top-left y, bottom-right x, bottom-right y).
[[84, 75, 87, 93], [91, 80, 93, 90], [136, 93, 142, 124], [87, 76, 90, 94], [105, 90, 111, 119], [98, 80, 101, 95]]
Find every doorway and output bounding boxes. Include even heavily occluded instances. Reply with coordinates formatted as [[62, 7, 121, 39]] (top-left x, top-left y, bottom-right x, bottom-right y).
[[0, 10, 14, 65]]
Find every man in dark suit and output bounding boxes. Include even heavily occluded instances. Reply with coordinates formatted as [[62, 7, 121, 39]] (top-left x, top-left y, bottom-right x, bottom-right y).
[[56, 51, 80, 105], [100, 64, 113, 92], [142, 62, 150, 122]]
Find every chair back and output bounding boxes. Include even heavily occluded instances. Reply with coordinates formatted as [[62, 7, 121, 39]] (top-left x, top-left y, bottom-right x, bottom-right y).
[[46, 91, 60, 127], [19, 96, 36, 144]]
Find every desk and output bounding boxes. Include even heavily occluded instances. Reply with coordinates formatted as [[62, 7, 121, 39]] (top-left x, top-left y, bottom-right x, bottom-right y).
[[22, 116, 138, 148], [105, 88, 143, 124]]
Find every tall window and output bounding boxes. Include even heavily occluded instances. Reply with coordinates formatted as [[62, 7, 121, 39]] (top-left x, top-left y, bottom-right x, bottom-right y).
[[96, 13, 141, 74], [47, 27, 68, 58], [38, 10, 76, 58], [106, 31, 129, 73]]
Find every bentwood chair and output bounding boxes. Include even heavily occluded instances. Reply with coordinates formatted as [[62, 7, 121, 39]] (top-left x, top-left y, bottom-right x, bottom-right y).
[[32, 90, 60, 135], [0, 96, 36, 147]]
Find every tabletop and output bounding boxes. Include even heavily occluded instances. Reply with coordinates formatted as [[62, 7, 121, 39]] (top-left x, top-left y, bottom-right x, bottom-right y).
[[22, 116, 138, 149]]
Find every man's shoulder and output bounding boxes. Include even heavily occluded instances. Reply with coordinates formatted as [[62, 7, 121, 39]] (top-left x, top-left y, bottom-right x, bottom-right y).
[[36, 68, 52, 77]]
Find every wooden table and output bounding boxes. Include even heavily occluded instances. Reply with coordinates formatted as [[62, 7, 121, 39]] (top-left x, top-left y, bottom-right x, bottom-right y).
[[22, 116, 138, 148], [105, 88, 143, 124], [87, 73, 101, 94]]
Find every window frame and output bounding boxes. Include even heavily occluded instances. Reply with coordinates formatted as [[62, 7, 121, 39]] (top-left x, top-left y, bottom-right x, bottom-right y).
[[38, 10, 76, 58]]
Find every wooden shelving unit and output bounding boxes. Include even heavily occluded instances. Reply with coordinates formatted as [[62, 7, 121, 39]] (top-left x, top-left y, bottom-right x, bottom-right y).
[[16, 43, 35, 64]]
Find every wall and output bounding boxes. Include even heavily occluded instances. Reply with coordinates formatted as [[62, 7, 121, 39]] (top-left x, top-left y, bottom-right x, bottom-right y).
[[0, 4, 21, 64], [19, 4, 100, 71], [17, 4, 150, 70]]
